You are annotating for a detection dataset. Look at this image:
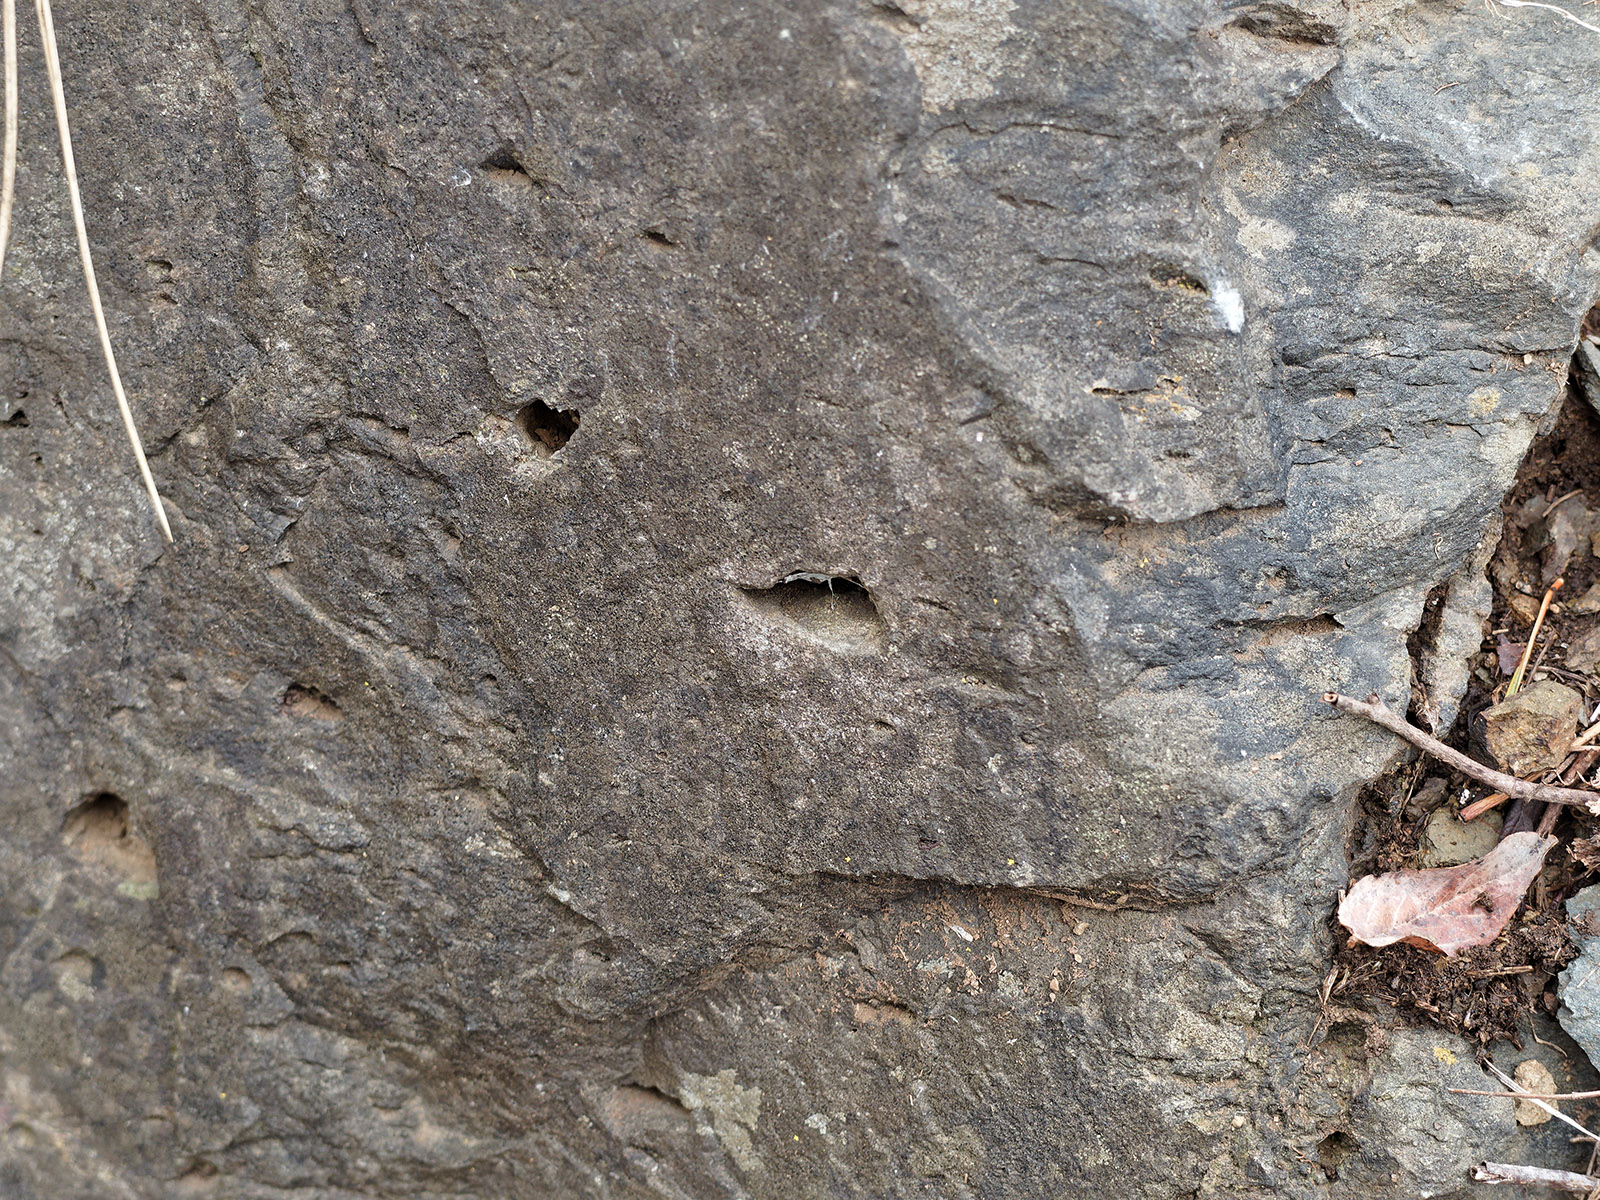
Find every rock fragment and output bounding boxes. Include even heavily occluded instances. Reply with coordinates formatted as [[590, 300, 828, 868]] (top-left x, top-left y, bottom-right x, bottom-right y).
[[1419, 805, 1501, 868], [1482, 681, 1584, 776], [1559, 886, 1600, 1066], [1566, 626, 1600, 675], [1511, 1059, 1556, 1126]]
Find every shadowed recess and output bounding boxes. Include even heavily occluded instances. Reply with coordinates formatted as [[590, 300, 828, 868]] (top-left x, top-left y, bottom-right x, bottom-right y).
[[740, 573, 887, 655], [61, 792, 158, 895], [517, 400, 579, 456]]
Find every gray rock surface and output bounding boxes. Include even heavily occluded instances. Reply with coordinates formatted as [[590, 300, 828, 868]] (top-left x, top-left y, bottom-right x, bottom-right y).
[[1560, 886, 1600, 1065], [1, 0, 1598, 1196]]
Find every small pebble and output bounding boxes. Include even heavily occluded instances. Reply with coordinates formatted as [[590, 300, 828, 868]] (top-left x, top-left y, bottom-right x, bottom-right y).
[[1513, 1059, 1556, 1127]]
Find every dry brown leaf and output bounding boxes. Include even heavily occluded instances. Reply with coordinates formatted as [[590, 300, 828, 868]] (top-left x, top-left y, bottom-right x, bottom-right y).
[[1497, 633, 1526, 676], [1338, 832, 1556, 956]]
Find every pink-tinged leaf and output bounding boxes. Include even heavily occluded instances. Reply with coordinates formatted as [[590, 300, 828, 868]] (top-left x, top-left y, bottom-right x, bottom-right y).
[[1338, 832, 1556, 956], [1497, 634, 1525, 676]]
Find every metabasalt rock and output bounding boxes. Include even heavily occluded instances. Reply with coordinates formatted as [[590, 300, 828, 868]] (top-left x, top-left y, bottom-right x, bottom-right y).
[[2, 1, 1598, 1197]]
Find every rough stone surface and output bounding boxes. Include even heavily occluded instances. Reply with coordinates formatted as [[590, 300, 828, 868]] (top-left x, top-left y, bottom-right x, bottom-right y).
[[1, 1, 1598, 1197], [1482, 680, 1585, 776], [1511, 1059, 1555, 1127], [1418, 517, 1497, 735], [1419, 806, 1500, 869], [1561, 886, 1600, 1067], [1577, 339, 1600, 419], [1566, 624, 1600, 674], [1357, 1030, 1513, 1198]]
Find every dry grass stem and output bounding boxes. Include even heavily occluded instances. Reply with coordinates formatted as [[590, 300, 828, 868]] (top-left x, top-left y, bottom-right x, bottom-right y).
[[0, 0, 15, 277], [1509, 577, 1562, 696], [35, 0, 172, 540], [1452, 1087, 1600, 1100], [1481, 1061, 1600, 1146], [1491, 0, 1600, 36]]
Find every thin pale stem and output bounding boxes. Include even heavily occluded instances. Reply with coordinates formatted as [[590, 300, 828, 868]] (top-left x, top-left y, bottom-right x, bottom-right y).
[[36, 0, 172, 541], [1493, 0, 1600, 36], [1508, 577, 1561, 696], [0, 0, 16, 277], [1452, 1087, 1600, 1100], [1483, 1061, 1600, 1146]]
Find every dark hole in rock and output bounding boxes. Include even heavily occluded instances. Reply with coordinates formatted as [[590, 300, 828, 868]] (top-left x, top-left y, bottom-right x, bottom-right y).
[[282, 683, 343, 722], [480, 145, 535, 187], [61, 793, 158, 891], [517, 401, 580, 456], [853, 1000, 916, 1025], [175, 1159, 219, 1194], [1316, 1130, 1357, 1180], [640, 227, 676, 248], [4, 408, 27, 427], [740, 573, 887, 655], [1149, 263, 1208, 292]]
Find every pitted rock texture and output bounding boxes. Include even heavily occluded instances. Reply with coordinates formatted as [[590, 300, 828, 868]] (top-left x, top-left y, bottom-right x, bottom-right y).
[[1, 1, 1599, 1197]]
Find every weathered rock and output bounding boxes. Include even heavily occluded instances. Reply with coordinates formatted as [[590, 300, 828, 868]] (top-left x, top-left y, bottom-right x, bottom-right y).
[[1512, 1059, 1556, 1127], [1571, 581, 1600, 615], [1560, 887, 1600, 1067], [1419, 806, 1501, 869], [1577, 339, 1600, 422], [1539, 499, 1600, 584], [1482, 681, 1585, 776], [1356, 1030, 1515, 1198], [0, 1, 1597, 1197], [1418, 519, 1497, 734], [1566, 626, 1600, 675]]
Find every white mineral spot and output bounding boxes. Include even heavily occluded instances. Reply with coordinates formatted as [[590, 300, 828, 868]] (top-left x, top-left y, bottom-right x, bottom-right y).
[[1213, 284, 1244, 333]]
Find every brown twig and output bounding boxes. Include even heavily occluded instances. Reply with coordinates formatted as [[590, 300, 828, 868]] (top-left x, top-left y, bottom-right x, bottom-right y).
[[1545, 489, 1584, 518], [1461, 791, 1510, 820], [1322, 693, 1600, 811], [1564, 747, 1600, 784], [1471, 1162, 1600, 1193]]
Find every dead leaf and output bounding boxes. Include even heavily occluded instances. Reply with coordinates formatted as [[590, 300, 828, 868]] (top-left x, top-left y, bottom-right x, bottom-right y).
[[1497, 633, 1525, 676], [1338, 832, 1556, 956]]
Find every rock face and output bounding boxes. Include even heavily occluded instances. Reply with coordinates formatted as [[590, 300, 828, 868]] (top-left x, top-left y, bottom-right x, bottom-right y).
[[1560, 887, 1600, 1065], [1, 1, 1597, 1196]]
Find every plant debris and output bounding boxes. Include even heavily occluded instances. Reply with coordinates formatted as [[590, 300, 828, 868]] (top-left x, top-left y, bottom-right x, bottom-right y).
[[1340, 833, 1556, 956], [1331, 384, 1600, 1045]]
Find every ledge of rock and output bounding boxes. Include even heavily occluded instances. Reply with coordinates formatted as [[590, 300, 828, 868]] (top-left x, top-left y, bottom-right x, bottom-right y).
[[2, 1, 1599, 1197]]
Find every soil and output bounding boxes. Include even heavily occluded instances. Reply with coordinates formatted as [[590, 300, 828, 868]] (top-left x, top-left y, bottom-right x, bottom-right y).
[[1335, 330, 1600, 1047]]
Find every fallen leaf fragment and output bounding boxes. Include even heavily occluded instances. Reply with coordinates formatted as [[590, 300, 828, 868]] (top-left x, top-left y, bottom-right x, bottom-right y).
[[1339, 832, 1557, 956], [1496, 633, 1525, 676]]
